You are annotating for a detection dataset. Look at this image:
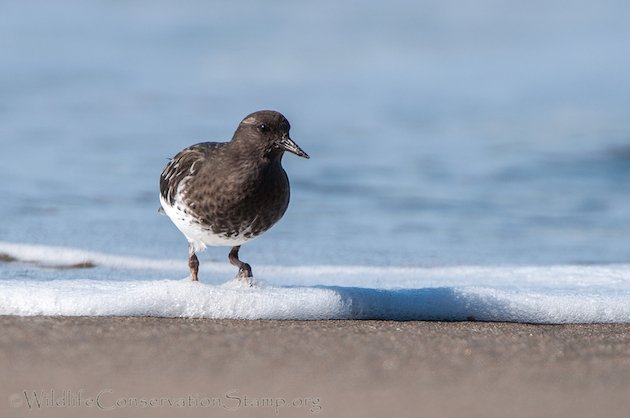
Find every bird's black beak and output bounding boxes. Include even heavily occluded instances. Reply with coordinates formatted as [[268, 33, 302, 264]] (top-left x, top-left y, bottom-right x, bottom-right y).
[[279, 136, 310, 159]]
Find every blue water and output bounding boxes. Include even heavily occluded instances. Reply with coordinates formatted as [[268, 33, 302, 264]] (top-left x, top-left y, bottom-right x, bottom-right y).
[[2, 0, 630, 271]]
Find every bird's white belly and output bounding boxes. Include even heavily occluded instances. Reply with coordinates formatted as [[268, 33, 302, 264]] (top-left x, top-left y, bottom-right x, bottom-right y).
[[159, 194, 256, 252]]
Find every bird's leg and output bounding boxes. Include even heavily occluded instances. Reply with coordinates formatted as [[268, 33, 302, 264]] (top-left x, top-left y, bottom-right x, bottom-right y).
[[228, 245, 253, 284], [188, 243, 199, 281]]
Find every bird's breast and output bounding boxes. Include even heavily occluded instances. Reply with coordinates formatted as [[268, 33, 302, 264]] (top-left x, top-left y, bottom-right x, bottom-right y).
[[183, 162, 290, 240]]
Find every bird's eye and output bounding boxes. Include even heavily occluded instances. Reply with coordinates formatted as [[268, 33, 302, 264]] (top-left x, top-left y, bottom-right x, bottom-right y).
[[258, 123, 269, 132]]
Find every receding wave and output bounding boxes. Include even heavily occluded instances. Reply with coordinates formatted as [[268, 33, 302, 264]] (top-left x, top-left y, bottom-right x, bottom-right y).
[[1, 242, 630, 323]]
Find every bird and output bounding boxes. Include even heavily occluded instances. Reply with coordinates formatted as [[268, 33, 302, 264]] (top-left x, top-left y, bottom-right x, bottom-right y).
[[159, 110, 309, 284]]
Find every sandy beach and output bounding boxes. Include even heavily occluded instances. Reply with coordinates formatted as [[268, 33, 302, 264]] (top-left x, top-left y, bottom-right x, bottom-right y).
[[2, 317, 630, 418]]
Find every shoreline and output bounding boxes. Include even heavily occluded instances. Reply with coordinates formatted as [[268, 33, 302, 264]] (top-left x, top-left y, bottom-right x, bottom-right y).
[[3, 317, 630, 417]]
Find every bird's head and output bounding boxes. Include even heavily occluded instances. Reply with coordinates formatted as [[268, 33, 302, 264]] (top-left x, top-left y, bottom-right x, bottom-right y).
[[233, 110, 310, 160]]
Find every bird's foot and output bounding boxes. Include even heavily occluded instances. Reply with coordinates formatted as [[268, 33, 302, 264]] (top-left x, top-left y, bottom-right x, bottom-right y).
[[237, 263, 253, 287], [189, 252, 200, 282]]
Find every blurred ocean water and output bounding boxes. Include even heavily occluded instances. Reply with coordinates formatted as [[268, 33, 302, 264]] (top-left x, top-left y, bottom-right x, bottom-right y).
[[2, 0, 630, 270]]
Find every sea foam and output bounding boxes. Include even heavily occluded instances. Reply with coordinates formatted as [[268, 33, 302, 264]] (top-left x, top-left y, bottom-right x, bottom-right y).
[[1, 242, 630, 323]]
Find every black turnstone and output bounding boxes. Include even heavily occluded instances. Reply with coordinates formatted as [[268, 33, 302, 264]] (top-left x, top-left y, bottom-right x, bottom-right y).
[[159, 110, 309, 284]]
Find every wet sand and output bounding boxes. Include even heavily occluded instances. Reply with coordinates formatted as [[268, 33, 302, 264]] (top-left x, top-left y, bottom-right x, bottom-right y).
[[2, 317, 630, 418]]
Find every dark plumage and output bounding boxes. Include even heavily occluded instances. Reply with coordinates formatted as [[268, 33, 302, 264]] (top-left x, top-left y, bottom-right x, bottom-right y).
[[159, 110, 309, 283]]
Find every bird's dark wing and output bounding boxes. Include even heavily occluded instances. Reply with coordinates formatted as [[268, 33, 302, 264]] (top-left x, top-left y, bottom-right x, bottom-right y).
[[159, 142, 221, 205]]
